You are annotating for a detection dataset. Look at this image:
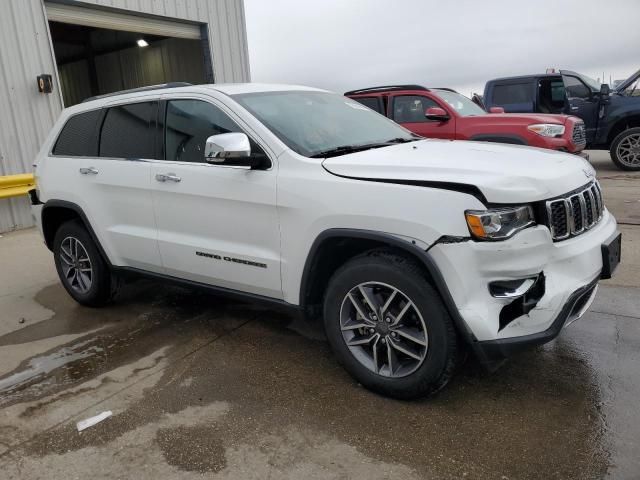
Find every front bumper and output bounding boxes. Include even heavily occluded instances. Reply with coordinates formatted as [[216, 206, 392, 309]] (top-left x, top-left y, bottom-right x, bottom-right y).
[[428, 210, 619, 364]]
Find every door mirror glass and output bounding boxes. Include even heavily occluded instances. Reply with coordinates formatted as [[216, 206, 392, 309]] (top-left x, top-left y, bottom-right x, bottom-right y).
[[600, 83, 611, 96], [489, 106, 505, 114], [205, 133, 251, 163], [425, 107, 449, 121]]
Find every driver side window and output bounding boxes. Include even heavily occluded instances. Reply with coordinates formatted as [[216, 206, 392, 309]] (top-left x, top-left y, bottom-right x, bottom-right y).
[[392, 96, 440, 123], [163, 99, 268, 165], [564, 76, 591, 100]]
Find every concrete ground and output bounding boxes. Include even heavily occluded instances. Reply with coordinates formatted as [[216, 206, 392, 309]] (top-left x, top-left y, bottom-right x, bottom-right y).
[[0, 150, 638, 479]]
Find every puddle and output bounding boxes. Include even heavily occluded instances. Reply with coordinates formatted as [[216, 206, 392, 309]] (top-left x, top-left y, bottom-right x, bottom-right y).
[[0, 280, 250, 408]]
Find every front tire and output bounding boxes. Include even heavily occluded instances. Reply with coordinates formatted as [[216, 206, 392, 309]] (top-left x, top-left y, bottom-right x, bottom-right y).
[[610, 127, 640, 171], [323, 250, 458, 399], [53, 220, 116, 307]]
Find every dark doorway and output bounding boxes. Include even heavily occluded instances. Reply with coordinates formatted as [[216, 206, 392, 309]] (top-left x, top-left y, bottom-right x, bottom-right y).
[[49, 22, 206, 106]]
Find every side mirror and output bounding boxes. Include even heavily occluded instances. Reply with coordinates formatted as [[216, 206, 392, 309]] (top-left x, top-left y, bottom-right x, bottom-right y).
[[425, 107, 449, 121], [600, 83, 611, 96], [205, 132, 251, 163], [489, 106, 505, 114]]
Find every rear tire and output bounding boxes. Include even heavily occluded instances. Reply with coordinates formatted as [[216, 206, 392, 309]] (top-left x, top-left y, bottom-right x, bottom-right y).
[[610, 127, 640, 171], [53, 220, 117, 307], [323, 249, 459, 399]]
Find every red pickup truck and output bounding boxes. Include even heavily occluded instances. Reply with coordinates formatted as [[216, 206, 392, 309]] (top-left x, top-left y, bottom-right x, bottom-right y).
[[345, 85, 587, 156]]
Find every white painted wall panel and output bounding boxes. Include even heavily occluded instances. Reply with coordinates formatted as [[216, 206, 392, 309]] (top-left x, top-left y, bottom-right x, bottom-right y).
[[0, 0, 250, 232]]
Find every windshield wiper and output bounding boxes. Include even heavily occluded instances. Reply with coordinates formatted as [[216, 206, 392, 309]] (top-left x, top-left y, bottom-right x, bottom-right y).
[[309, 143, 387, 158], [309, 138, 418, 158]]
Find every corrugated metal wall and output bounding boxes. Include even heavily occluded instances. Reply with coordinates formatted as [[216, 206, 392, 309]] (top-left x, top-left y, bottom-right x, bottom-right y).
[[60, 38, 206, 106], [0, 0, 250, 232]]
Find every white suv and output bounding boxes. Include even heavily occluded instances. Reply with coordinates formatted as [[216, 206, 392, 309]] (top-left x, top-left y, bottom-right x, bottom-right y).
[[31, 83, 621, 399]]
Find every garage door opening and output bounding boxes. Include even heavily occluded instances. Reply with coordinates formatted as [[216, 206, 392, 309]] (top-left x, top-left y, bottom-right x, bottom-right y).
[[49, 21, 207, 106]]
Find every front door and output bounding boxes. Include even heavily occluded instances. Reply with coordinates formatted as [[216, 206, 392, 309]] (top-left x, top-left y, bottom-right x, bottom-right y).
[[149, 96, 282, 299], [562, 74, 600, 144], [389, 94, 456, 139]]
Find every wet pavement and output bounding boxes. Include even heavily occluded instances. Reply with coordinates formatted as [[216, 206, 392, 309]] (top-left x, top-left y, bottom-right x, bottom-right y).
[[0, 151, 639, 479]]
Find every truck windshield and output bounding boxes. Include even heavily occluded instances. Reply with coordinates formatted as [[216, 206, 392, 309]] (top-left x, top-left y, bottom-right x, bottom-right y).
[[434, 90, 487, 116], [232, 91, 416, 157]]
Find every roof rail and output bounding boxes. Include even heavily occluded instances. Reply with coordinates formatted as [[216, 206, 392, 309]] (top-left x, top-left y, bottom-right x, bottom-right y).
[[431, 87, 458, 93], [82, 82, 193, 103], [344, 85, 429, 95]]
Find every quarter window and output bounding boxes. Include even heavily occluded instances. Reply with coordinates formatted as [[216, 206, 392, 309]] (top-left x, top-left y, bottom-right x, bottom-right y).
[[163, 99, 267, 164], [99, 102, 157, 159], [52, 110, 101, 157], [392, 95, 440, 123]]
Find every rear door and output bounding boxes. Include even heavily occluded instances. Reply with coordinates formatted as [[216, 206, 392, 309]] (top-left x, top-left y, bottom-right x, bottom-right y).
[[561, 72, 600, 143], [149, 94, 282, 299], [389, 94, 456, 139], [47, 99, 162, 271]]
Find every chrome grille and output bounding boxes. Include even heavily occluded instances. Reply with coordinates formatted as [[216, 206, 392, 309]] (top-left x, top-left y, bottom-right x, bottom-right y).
[[546, 182, 604, 240], [572, 122, 586, 145]]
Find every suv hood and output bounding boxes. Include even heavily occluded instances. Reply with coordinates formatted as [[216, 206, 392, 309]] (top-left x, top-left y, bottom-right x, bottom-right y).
[[322, 139, 595, 204]]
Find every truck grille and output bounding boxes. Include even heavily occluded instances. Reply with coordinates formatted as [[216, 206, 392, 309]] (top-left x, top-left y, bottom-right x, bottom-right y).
[[572, 122, 586, 146], [545, 181, 604, 240]]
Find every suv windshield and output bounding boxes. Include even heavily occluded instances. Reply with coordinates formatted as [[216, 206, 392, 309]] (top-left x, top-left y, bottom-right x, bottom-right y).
[[434, 90, 487, 116], [232, 91, 417, 157]]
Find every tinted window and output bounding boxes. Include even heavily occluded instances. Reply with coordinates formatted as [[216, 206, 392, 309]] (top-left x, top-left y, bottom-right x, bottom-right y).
[[563, 76, 591, 99], [493, 83, 533, 104], [99, 102, 157, 159], [392, 95, 440, 123], [52, 110, 101, 156], [353, 97, 383, 113], [164, 99, 268, 164]]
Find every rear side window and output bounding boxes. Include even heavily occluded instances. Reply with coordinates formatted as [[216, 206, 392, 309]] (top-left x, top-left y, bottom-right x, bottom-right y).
[[99, 102, 157, 159], [352, 97, 383, 114], [492, 83, 532, 105], [52, 110, 101, 156]]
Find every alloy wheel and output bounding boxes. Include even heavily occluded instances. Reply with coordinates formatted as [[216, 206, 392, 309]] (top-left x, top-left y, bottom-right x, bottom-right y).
[[59, 236, 93, 294], [616, 133, 640, 167], [339, 281, 428, 378]]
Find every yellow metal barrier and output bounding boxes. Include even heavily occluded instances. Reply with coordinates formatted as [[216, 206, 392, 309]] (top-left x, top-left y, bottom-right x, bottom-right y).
[[0, 174, 35, 199]]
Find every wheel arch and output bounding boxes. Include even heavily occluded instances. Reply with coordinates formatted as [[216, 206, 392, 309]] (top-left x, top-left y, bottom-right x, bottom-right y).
[[606, 114, 640, 145], [41, 200, 112, 266], [299, 229, 477, 346]]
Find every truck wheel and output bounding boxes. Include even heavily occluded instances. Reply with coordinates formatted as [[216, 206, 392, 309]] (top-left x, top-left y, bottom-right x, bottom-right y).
[[53, 220, 117, 307], [323, 249, 459, 399], [611, 127, 640, 171]]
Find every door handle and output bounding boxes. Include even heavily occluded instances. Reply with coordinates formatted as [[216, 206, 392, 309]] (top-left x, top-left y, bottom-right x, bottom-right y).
[[570, 106, 579, 111], [79, 167, 99, 175], [155, 173, 181, 183]]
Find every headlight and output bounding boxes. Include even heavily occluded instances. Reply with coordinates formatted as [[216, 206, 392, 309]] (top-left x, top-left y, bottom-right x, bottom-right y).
[[465, 206, 535, 240], [527, 123, 565, 137]]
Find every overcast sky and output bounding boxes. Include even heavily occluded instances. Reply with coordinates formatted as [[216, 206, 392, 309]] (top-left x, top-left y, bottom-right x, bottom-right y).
[[244, 0, 640, 97]]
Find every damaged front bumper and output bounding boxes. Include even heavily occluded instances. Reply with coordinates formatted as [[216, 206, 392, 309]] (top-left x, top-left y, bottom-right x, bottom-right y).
[[428, 210, 619, 367]]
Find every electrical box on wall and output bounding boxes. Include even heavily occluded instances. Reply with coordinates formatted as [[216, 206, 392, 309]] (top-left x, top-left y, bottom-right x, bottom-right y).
[[37, 74, 53, 93]]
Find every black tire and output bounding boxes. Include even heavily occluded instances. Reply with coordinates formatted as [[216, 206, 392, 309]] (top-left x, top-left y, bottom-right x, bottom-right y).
[[323, 249, 459, 399], [610, 127, 640, 171], [53, 219, 117, 307]]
